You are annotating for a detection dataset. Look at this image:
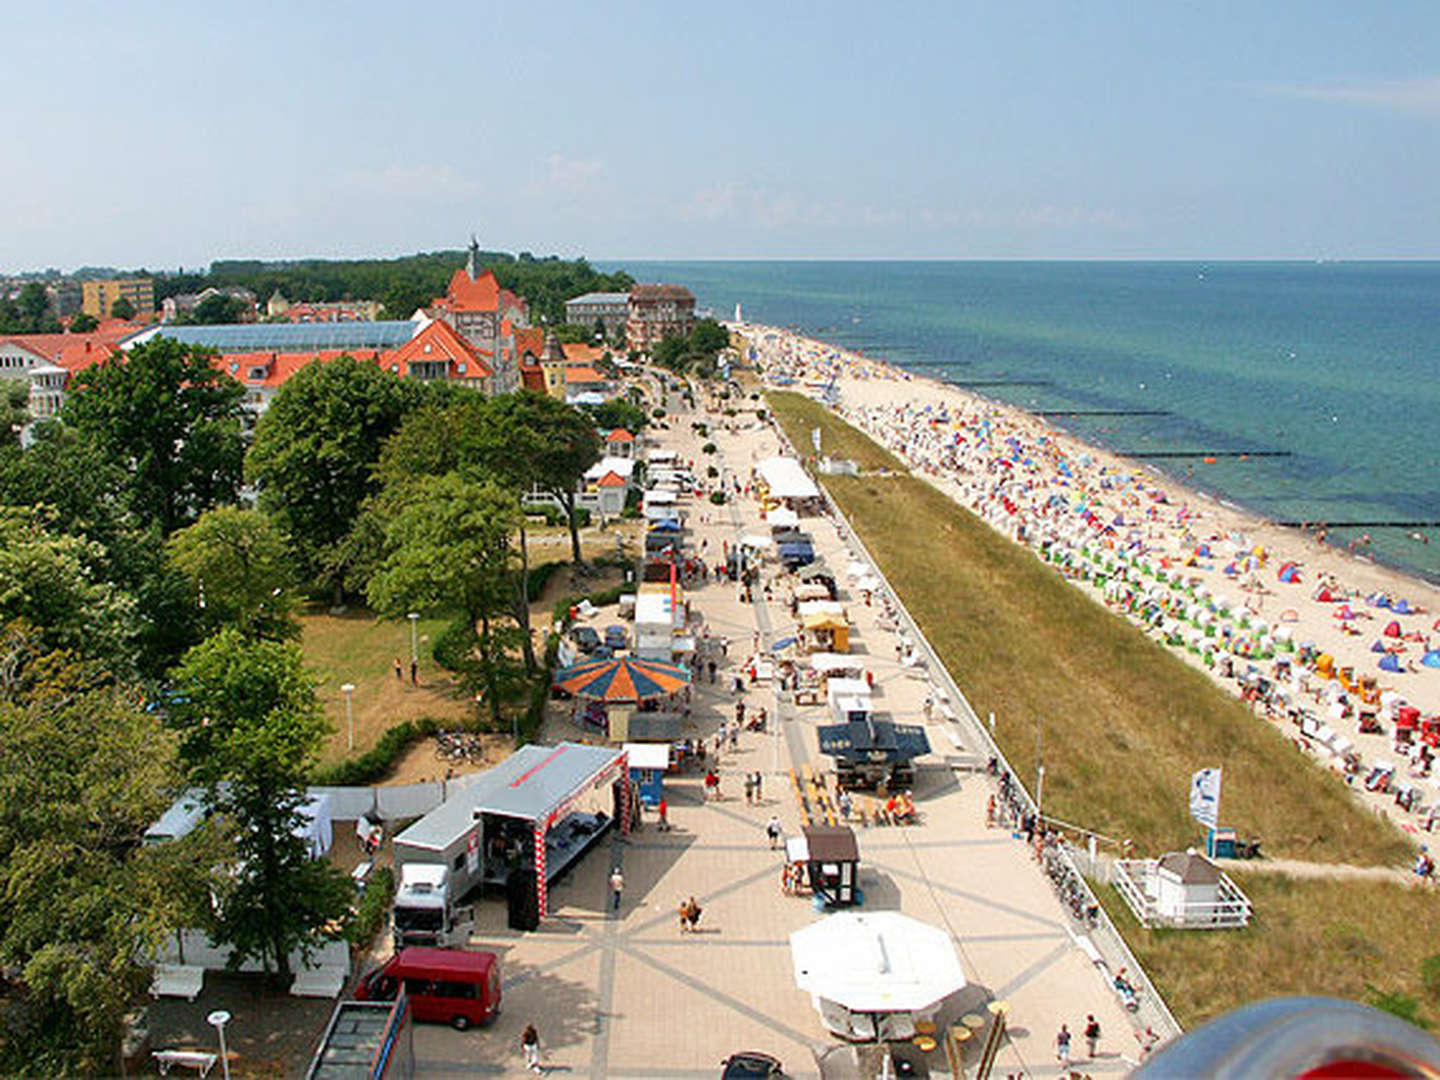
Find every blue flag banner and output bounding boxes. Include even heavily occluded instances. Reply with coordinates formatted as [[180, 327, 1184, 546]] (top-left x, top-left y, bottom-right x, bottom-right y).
[[1190, 768, 1222, 829]]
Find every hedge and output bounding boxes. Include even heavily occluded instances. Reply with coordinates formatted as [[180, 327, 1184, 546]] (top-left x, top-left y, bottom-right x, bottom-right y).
[[346, 866, 395, 949], [313, 717, 446, 786]]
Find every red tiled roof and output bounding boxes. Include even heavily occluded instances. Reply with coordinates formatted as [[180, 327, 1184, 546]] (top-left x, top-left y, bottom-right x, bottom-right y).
[[605, 428, 634, 442], [596, 471, 627, 487], [515, 326, 545, 359], [445, 268, 501, 313], [561, 342, 605, 366], [564, 366, 604, 384], [211, 350, 375, 388], [389, 319, 493, 380]]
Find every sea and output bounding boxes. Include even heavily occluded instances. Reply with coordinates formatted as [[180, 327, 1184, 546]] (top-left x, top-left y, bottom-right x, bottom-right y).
[[606, 261, 1440, 584]]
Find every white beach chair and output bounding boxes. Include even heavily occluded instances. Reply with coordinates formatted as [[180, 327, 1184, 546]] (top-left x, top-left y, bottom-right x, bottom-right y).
[[149, 963, 205, 1001]]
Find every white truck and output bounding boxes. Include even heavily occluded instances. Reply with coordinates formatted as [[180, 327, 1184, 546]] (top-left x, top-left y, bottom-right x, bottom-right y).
[[391, 864, 474, 950]]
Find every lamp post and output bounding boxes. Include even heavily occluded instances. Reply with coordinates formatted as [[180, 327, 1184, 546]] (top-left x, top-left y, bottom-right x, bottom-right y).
[[407, 612, 420, 665], [206, 1009, 231, 1080], [341, 683, 356, 751]]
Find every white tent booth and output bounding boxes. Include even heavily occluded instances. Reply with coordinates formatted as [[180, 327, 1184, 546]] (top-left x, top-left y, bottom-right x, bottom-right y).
[[757, 456, 822, 509], [791, 912, 966, 1041]]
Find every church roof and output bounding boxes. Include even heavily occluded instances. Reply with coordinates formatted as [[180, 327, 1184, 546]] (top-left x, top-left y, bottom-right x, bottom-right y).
[[445, 267, 502, 313]]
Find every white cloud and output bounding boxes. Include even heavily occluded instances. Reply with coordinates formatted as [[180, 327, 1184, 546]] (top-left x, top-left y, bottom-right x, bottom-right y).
[[1253, 75, 1440, 113]]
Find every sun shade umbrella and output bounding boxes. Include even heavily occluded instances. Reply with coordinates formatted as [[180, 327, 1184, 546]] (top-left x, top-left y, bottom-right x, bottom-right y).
[[790, 911, 965, 1014], [553, 656, 691, 702]]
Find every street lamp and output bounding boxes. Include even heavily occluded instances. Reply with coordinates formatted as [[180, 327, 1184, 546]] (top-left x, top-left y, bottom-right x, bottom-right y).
[[206, 1009, 231, 1080], [407, 612, 420, 664], [341, 683, 356, 751]]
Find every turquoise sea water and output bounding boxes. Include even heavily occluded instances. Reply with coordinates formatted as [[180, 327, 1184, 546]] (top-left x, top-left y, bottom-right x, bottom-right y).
[[608, 261, 1440, 583]]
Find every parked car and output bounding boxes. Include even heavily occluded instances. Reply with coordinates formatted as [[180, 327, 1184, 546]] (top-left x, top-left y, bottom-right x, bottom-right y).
[[571, 626, 601, 654], [720, 1052, 785, 1078], [604, 625, 628, 650]]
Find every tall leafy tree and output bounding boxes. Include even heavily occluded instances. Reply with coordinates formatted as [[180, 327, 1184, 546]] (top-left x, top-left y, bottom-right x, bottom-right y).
[[366, 474, 520, 726], [0, 626, 206, 1075], [168, 630, 350, 980], [0, 427, 201, 677], [167, 507, 296, 641], [109, 296, 136, 320], [485, 392, 600, 563], [246, 356, 428, 603], [64, 337, 245, 534], [0, 506, 140, 674]]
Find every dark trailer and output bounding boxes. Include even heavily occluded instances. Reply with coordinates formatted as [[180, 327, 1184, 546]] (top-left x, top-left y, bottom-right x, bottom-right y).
[[817, 717, 931, 790]]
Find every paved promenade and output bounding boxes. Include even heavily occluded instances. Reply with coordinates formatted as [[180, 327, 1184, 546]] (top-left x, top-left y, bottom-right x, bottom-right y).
[[412, 381, 1144, 1077]]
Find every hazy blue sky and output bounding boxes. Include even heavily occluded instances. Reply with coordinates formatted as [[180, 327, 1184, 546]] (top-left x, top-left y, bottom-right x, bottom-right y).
[[5, 1, 1439, 268]]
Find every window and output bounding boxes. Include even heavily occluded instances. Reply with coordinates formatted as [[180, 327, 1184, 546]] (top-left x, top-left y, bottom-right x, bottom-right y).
[[433, 980, 477, 1000], [452, 853, 465, 871]]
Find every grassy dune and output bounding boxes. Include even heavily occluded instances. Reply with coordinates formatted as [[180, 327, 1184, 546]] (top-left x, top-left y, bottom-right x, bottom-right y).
[[1103, 873, 1440, 1028], [769, 391, 904, 472], [769, 393, 1410, 867]]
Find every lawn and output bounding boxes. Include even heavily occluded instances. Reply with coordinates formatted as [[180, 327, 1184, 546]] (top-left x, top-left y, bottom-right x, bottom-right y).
[[1101, 873, 1440, 1029], [769, 392, 1411, 868], [300, 608, 473, 766], [768, 391, 904, 472]]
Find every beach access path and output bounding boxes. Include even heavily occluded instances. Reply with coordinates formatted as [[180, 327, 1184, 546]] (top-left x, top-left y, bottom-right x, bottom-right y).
[[404, 373, 1146, 1077]]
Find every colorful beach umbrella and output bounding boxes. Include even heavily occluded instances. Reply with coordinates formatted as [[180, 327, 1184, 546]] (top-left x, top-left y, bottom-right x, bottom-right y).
[[553, 656, 691, 702]]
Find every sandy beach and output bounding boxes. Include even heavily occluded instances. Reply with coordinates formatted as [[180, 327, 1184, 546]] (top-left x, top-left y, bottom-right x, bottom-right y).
[[742, 322, 1440, 835]]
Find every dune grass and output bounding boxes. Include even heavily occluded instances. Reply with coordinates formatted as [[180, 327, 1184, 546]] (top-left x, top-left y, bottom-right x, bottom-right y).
[[1100, 873, 1440, 1028], [769, 393, 1411, 867], [768, 391, 904, 472]]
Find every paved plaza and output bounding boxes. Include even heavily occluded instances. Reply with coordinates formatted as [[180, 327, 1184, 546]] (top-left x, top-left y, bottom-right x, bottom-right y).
[[408, 383, 1142, 1077]]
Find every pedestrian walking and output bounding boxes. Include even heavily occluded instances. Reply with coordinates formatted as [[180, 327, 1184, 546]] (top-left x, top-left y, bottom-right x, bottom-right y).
[[657, 797, 669, 831], [393, 657, 403, 681], [521, 1024, 541, 1072], [609, 867, 624, 912], [766, 815, 782, 849], [729, 724, 739, 750], [752, 771, 763, 801], [1055, 1024, 1071, 1069], [744, 774, 755, 804], [1084, 1015, 1101, 1059], [409, 659, 418, 686], [708, 659, 717, 683]]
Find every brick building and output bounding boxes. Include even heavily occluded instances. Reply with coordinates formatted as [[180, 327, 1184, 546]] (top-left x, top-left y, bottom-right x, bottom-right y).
[[626, 284, 695, 352]]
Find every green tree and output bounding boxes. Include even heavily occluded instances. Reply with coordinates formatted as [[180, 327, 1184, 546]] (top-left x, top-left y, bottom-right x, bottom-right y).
[[17, 283, 60, 333], [64, 336, 245, 534], [0, 506, 140, 672], [366, 473, 520, 726], [554, 323, 592, 344], [188, 292, 247, 324], [109, 296, 136, 321], [1, 381, 28, 446], [168, 629, 351, 980], [580, 397, 649, 434], [689, 318, 730, 356], [0, 426, 202, 676], [0, 626, 206, 1075], [246, 356, 428, 602], [487, 392, 600, 563], [167, 507, 296, 641], [68, 312, 99, 333]]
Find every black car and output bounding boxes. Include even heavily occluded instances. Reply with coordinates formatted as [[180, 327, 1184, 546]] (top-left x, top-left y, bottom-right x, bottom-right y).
[[571, 626, 601, 654], [720, 1052, 784, 1078]]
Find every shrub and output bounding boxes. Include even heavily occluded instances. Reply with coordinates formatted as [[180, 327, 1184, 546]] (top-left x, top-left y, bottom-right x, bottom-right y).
[[652, 408, 666, 419], [313, 717, 445, 785], [1423, 953, 1440, 999], [706, 465, 719, 478], [346, 866, 396, 949], [709, 491, 727, 506], [525, 560, 565, 602], [702, 442, 717, 455]]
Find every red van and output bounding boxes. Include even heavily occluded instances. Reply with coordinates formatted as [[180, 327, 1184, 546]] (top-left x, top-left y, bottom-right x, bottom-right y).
[[356, 948, 501, 1030]]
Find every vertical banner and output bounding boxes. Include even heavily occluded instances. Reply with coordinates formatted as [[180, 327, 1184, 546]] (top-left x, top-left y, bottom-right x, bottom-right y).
[[1189, 768, 1222, 829], [811, 427, 822, 452]]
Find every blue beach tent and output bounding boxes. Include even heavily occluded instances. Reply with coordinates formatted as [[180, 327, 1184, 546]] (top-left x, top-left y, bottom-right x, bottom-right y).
[[1423, 650, 1440, 669], [1378, 653, 1403, 673], [1371, 641, 1387, 653]]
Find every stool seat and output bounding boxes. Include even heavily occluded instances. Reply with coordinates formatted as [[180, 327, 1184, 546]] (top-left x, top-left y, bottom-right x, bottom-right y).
[[913, 1035, 937, 1052], [914, 1019, 937, 1036]]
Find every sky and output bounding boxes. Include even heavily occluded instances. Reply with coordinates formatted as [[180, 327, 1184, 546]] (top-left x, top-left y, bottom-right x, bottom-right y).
[[4, 0, 1440, 269]]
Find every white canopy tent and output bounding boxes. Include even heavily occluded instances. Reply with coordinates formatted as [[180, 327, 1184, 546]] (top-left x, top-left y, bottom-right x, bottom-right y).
[[790, 911, 966, 1015], [768, 506, 800, 527], [757, 457, 821, 501]]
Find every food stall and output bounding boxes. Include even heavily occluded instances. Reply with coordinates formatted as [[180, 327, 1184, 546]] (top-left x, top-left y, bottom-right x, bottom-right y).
[[784, 825, 862, 907]]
